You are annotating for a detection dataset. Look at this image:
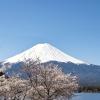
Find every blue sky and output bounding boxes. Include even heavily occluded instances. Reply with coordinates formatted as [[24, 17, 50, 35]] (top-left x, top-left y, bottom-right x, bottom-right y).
[[0, 0, 100, 65]]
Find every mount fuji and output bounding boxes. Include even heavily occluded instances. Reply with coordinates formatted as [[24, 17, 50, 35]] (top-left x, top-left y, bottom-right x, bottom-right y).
[[4, 43, 86, 64], [0, 43, 100, 87]]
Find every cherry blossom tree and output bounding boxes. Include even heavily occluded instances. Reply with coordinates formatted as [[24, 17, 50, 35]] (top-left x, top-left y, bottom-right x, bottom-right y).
[[0, 75, 28, 100], [22, 59, 78, 100], [0, 59, 78, 100]]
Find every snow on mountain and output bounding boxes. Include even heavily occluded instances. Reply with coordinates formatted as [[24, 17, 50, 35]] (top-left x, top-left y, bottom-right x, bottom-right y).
[[4, 43, 86, 64]]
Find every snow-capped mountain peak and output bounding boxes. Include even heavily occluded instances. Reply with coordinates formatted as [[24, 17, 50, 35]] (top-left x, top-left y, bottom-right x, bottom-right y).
[[4, 43, 86, 64]]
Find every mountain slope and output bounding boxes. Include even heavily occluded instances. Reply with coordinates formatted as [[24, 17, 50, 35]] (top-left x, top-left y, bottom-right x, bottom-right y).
[[4, 43, 86, 64]]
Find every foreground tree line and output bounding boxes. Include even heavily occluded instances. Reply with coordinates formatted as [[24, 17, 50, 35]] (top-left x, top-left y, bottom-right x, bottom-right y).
[[0, 59, 78, 100]]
